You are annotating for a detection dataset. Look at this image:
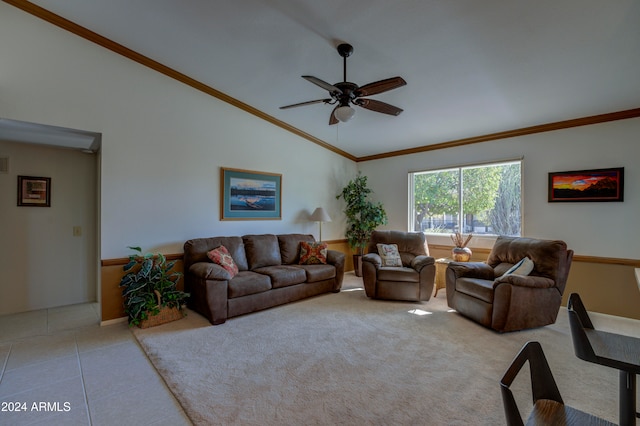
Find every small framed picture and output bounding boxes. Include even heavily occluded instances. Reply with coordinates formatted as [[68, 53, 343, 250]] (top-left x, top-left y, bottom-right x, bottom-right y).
[[17, 176, 51, 207]]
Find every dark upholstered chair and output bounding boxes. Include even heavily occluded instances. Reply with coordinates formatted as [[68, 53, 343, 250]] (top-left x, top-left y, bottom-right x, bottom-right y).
[[362, 230, 435, 301], [446, 236, 573, 332], [501, 341, 615, 426]]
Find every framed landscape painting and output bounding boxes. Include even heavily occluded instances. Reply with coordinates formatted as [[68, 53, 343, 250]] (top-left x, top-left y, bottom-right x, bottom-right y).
[[548, 167, 624, 202], [220, 168, 282, 220], [17, 175, 51, 207]]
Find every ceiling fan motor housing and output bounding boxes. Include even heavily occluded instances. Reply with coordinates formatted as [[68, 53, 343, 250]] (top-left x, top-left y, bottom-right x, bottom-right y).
[[337, 43, 354, 58], [333, 82, 358, 105]]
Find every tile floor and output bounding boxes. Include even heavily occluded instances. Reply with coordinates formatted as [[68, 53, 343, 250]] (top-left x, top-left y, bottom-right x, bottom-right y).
[[0, 303, 191, 425], [1, 278, 637, 425]]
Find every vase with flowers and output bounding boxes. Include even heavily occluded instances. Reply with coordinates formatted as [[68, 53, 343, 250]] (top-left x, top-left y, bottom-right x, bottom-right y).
[[450, 232, 473, 262]]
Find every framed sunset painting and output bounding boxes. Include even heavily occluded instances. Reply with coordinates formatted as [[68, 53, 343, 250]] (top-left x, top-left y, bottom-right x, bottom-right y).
[[548, 167, 624, 202]]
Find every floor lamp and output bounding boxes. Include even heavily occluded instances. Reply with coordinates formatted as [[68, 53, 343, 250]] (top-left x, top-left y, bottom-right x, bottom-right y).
[[310, 207, 331, 242]]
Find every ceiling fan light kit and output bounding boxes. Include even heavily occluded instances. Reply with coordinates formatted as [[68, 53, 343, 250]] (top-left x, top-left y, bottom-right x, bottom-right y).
[[334, 105, 356, 122], [280, 43, 406, 125]]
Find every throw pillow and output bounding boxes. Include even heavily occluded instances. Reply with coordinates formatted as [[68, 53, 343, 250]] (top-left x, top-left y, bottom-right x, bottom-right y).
[[299, 241, 328, 265], [207, 245, 239, 278], [377, 243, 402, 267], [500, 257, 534, 278]]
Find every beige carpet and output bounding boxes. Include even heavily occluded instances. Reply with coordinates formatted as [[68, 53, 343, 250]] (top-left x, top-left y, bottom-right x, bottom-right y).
[[133, 275, 631, 425]]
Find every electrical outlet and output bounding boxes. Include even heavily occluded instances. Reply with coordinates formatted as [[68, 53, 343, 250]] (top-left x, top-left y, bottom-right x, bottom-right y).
[[73, 226, 82, 237]]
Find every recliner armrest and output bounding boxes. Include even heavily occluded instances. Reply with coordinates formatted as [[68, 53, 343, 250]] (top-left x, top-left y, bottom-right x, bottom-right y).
[[495, 274, 555, 289], [188, 262, 232, 281], [362, 253, 382, 268], [411, 255, 435, 272], [448, 261, 494, 280]]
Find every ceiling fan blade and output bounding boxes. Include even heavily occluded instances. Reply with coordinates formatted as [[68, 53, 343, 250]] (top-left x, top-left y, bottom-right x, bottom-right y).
[[302, 76, 343, 95], [329, 106, 339, 125], [356, 98, 403, 116], [280, 99, 332, 109], [355, 76, 406, 97]]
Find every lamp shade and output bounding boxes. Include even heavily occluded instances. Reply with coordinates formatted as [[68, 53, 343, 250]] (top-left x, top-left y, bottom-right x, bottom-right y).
[[310, 207, 331, 222], [334, 105, 356, 122]]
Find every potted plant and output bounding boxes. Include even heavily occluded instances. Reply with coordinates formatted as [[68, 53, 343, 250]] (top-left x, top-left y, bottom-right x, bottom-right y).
[[336, 172, 388, 276], [450, 232, 473, 262], [118, 246, 189, 328]]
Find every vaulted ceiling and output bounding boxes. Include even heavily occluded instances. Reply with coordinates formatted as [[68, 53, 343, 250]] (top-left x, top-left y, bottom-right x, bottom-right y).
[[3, 0, 640, 159]]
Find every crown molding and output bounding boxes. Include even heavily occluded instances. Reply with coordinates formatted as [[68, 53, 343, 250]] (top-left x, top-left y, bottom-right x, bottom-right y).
[[4, 0, 639, 164], [3, 0, 357, 162], [356, 107, 640, 162]]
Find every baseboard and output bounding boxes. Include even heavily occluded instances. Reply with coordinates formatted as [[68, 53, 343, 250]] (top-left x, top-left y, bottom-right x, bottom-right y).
[[589, 310, 640, 323], [100, 316, 128, 327]]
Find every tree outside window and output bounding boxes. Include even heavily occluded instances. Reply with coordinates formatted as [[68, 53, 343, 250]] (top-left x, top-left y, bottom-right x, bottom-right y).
[[410, 161, 521, 236]]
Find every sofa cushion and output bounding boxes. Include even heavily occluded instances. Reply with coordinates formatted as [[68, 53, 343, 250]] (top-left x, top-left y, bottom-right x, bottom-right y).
[[377, 267, 419, 283], [367, 230, 429, 257], [278, 234, 315, 264], [207, 245, 239, 278], [184, 236, 248, 271], [299, 241, 328, 265], [254, 265, 307, 289], [376, 243, 402, 267], [294, 264, 336, 283], [243, 234, 282, 269], [228, 271, 272, 298], [456, 277, 494, 303], [487, 236, 567, 280]]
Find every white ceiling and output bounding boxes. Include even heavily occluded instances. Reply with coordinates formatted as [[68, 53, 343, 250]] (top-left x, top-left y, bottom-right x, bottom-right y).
[[6, 0, 640, 158]]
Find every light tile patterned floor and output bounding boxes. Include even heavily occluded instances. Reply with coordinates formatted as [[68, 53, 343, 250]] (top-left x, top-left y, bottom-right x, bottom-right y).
[[0, 303, 190, 425], [1, 275, 636, 425]]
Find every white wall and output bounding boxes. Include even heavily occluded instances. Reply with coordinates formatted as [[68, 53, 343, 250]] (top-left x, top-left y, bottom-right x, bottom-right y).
[[4, 2, 636, 317], [0, 3, 356, 266], [0, 141, 97, 315], [358, 117, 640, 258]]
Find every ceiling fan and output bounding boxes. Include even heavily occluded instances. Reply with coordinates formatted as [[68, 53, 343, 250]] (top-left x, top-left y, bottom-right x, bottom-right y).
[[280, 43, 406, 125]]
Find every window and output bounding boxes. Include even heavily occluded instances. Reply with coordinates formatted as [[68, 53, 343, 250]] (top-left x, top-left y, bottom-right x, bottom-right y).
[[409, 160, 521, 236]]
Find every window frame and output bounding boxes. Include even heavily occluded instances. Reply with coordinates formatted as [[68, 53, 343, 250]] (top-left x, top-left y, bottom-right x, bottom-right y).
[[408, 159, 523, 242]]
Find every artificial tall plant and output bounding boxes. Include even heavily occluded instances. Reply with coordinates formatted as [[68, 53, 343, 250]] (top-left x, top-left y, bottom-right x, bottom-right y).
[[336, 172, 388, 257]]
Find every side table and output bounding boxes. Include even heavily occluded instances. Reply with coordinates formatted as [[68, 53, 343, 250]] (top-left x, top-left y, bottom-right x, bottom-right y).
[[434, 258, 452, 297]]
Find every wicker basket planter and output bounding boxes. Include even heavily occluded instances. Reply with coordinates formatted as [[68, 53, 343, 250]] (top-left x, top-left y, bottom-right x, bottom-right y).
[[119, 247, 189, 328], [138, 306, 184, 329]]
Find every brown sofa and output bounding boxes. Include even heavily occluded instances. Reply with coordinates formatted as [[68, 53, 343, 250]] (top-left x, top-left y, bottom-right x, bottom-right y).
[[446, 236, 573, 332], [183, 233, 345, 325], [362, 230, 436, 301]]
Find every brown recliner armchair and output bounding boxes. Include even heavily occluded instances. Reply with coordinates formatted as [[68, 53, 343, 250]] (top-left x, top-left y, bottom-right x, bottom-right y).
[[362, 230, 435, 301], [446, 236, 573, 332]]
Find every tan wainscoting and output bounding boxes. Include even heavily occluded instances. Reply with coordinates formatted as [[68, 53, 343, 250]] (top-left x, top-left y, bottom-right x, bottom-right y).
[[101, 254, 184, 322], [101, 242, 639, 322], [429, 245, 491, 262], [428, 244, 640, 320], [326, 239, 354, 272], [100, 242, 351, 322]]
